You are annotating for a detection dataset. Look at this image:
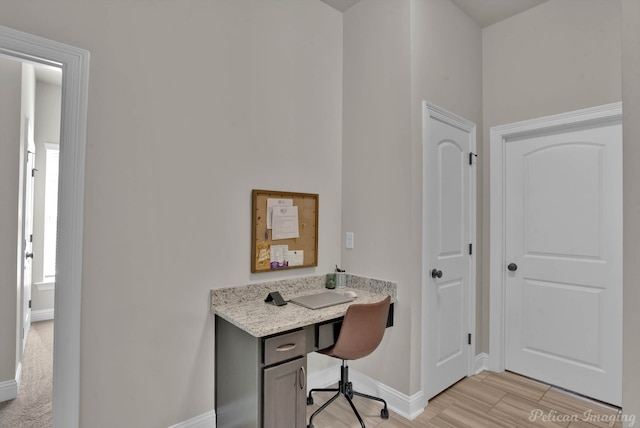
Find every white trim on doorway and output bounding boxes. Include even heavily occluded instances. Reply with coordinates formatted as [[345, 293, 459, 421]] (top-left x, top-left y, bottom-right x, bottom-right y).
[[488, 102, 623, 373], [0, 25, 89, 427]]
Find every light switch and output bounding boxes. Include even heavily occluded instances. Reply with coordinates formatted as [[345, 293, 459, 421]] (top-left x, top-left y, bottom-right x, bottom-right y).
[[346, 232, 354, 249]]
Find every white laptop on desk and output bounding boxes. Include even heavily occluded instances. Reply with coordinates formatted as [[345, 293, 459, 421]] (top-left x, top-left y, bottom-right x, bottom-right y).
[[289, 291, 354, 310]]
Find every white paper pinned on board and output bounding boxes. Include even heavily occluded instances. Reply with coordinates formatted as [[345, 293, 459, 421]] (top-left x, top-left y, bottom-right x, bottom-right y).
[[267, 198, 293, 229], [270, 245, 288, 268], [287, 250, 304, 267], [271, 205, 299, 240]]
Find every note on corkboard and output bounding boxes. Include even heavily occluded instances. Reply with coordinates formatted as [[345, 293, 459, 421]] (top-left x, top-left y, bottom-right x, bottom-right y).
[[251, 189, 318, 273]]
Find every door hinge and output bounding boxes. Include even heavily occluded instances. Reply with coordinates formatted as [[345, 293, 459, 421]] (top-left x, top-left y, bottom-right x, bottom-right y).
[[469, 243, 473, 255], [29, 234, 33, 243], [468, 333, 472, 345], [29, 300, 31, 309], [469, 152, 477, 165]]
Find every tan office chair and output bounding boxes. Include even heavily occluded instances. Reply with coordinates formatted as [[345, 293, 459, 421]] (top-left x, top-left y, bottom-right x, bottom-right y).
[[306, 295, 391, 428]]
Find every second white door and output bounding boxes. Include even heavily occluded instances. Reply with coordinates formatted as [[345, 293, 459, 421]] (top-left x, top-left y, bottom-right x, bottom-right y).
[[504, 119, 622, 406]]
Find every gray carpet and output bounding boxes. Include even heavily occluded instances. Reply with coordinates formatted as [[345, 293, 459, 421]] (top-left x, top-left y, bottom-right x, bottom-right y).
[[0, 320, 53, 428]]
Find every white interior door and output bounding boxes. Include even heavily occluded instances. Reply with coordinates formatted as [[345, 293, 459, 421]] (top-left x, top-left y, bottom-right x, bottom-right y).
[[504, 121, 622, 406], [423, 102, 475, 399], [21, 118, 36, 354]]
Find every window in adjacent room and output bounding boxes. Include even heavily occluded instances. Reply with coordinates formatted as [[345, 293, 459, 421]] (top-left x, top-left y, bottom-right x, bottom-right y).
[[43, 144, 59, 280]]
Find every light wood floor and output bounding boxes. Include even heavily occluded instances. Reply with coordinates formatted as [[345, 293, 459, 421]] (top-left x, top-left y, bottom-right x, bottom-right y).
[[306, 370, 622, 428]]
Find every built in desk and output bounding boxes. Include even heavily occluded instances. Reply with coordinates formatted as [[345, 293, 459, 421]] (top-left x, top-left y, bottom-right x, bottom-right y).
[[210, 275, 397, 428]]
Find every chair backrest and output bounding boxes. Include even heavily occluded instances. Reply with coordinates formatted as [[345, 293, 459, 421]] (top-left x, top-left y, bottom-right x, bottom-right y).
[[330, 295, 391, 360]]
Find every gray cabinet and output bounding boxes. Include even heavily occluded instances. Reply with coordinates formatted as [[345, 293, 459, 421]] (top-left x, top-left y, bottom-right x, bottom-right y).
[[263, 356, 306, 428], [215, 316, 309, 428]]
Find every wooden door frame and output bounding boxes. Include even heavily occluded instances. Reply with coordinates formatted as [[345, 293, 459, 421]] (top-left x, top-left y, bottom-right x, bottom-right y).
[[488, 102, 622, 373], [422, 101, 477, 401], [0, 25, 89, 427]]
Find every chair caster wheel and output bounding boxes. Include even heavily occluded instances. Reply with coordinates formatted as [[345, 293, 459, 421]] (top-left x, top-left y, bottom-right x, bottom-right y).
[[307, 396, 314, 405], [307, 424, 314, 428], [381, 408, 389, 419]]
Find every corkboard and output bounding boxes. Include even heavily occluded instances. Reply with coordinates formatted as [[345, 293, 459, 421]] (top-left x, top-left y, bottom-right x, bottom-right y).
[[251, 189, 318, 273]]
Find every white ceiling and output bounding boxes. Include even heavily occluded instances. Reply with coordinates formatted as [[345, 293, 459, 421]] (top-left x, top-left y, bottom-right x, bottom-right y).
[[320, 0, 549, 28]]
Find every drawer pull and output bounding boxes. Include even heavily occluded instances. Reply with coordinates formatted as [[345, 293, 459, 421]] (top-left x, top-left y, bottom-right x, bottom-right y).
[[264, 330, 305, 365], [299, 366, 306, 390], [276, 343, 297, 352]]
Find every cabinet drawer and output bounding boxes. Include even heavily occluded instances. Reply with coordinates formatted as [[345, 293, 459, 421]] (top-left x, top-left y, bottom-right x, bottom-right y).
[[264, 330, 305, 366]]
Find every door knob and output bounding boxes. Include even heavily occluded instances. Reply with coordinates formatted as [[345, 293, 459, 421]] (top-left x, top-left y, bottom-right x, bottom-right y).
[[25, 252, 34, 259], [431, 269, 443, 279], [507, 263, 518, 272]]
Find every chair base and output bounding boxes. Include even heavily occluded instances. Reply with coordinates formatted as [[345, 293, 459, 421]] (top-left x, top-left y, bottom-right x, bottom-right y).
[[306, 361, 389, 428]]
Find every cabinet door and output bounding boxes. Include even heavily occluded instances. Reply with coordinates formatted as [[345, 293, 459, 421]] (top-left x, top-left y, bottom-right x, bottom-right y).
[[263, 356, 307, 428]]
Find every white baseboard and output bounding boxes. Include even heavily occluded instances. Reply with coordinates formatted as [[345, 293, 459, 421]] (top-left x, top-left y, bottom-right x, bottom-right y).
[[474, 352, 489, 374], [306, 364, 341, 391], [0, 379, 18, 403], [35, 281, 55, 291], [349, 369, 426, 420], [306, 365, 426, 421], [1, 361, 23, 403], [32, 309, 54, 322], [168, 410, 216, 428], [15, 361, 22, 390]]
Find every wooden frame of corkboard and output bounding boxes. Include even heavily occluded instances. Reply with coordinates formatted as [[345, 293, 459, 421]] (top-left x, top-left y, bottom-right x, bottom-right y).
[[251, 189, 319, 273]]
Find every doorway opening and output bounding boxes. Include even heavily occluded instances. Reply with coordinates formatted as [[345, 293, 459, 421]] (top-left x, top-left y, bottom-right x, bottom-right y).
[[0, 60, 62, 424], [0, 25, 89, 428]]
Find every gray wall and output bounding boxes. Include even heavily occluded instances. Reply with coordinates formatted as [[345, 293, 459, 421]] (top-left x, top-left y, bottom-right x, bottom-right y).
[[2, 0, 637, 424], [1, 1, 343, 426], [342, 0, 414, 394]]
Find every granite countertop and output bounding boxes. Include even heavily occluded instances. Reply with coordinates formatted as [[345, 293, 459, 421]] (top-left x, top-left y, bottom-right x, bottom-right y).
[[214, 287, 393, 337]]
